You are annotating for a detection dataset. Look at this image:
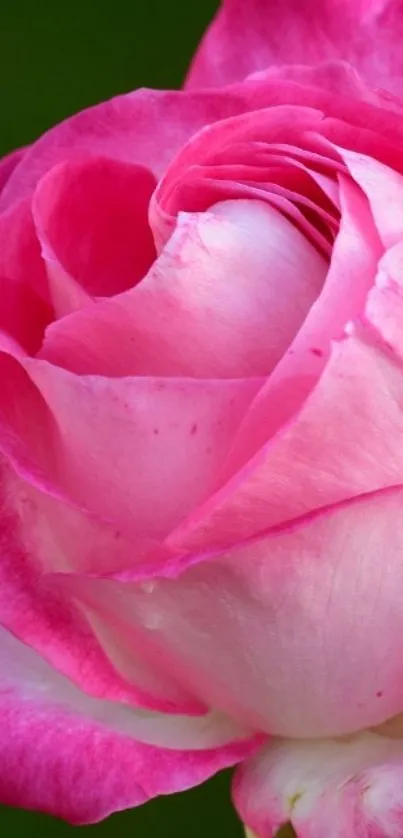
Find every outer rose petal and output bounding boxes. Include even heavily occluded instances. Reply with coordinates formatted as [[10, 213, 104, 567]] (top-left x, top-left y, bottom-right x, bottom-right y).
[[0, 455, 207, 714], [0, 627, 256, 824], [248, 60, 403, 111], [55, 486, 403, 739], [155, 83, 403, 191], [0, 148, 27, 195], [234, 733, 403, 838], [187, 0, 403, 98], [0, 84, 320, 211]]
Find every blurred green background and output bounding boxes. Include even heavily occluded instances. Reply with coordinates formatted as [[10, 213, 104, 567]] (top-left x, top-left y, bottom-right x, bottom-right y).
[[0, 0, 241, 834], [0, 0, 217, 156]]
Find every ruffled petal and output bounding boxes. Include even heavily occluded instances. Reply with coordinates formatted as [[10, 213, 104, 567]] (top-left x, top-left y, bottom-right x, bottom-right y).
[[151, 105, 326, 250], [151, 101, 341, 259]]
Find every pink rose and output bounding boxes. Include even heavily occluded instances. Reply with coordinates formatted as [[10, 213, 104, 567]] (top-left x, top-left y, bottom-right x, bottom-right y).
[[3, 1, 403, 835]]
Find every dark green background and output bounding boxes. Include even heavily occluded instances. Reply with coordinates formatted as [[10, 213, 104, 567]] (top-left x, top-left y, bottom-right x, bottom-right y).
[[0, 0, 217, 156], [0, 4, 295, 836]]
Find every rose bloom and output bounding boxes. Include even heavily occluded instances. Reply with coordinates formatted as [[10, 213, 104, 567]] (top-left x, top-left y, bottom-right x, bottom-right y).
[[3, 1, 403, 836]]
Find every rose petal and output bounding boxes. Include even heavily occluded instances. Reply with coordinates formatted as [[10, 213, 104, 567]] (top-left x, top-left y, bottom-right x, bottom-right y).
[[234, 732, 403, 838], [0, 627, 255, 824], [6, 74, 403, 217], [186, 0, 403, 98], [0, 480, 155, 709], [169, 330, 403, 552], [55, 486, 403, 739], [151, 105, 326, 249], [0, 276, 52, 355], [33, 157, 156, 316], [223, 175, 381, 474], [0, 198, 49, 301], [40, 199, 327, 378], [155, 140, 339, 252], [334, 146, 403, 248], [0, 452, 205, 714], [160, 173, 337, 257], [365, 243, 403, 360], [0, 352, 263, 539], [0, 147, 27, 195], [248, 60, 400, 110]]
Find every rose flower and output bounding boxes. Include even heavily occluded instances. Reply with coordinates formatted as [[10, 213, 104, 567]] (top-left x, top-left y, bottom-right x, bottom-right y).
[[2, 1, 403, 836]]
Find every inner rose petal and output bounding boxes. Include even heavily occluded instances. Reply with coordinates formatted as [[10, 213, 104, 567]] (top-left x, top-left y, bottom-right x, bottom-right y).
[[40, 199, 328, 379], [32, 157, 157, 317]]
